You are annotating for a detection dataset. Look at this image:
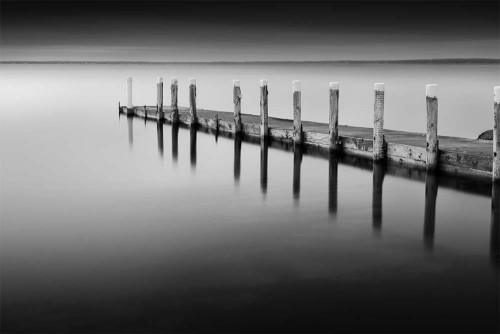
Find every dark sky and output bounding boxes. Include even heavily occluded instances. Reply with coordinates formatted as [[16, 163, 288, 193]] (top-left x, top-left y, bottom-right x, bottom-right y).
[[1, 0, 499, 61]]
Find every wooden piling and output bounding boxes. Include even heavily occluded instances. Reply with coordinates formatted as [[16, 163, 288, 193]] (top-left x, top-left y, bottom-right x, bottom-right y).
[[190, 126, 197, 168], [491, 182, 499, 267], [493, 86, 500, 181], [426, 84, 439, 171], [171, 78, 179, 123], [126, 77, 133, 113], [293, 80, 302, 144], [157, 121, 164, 156], [157, 77, 163, 119], [234, 133, 242, 184], [373, 83, 385, 160], [329, 82, 340, 151], [171, 123, 179, 162], [233, 80, 242, 133], [372, 162, 385, 233], [260, 79, 269, 138], [293, 145, 302, 201], [189, 78, 197, 125], [329, 152, 338, 216]]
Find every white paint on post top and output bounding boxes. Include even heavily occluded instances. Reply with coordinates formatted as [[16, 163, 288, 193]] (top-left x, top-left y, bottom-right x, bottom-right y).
[[233, 80, 240, 87], [157, 77, 163, 83], [189, 78, 196, 85], [495, 86, 500, 103], [330, 82, 339, 90], [426, 84, 438, 98], [260, 79, 267, 87], [171, 78, 178, 84], [374, 83, 385, 91], [293, 80, 301, 92]]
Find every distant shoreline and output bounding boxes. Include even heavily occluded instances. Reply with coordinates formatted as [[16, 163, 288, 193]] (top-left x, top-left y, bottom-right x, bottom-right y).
[[1, 59, 499, 65]]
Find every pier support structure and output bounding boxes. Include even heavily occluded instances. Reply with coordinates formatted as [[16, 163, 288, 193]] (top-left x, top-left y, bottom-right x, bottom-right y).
[[126, 77, 133, 114], [293, 80, 302, 145], [426, 84, 439, 171], [373, 83, 385, 160], [260, 79, 269, 138], [171, 78, 179, 123], [329, 82, 340, 151], [157, 77, 163, 119], [233, 80, 242, 133], [189, 78, 197, 125]]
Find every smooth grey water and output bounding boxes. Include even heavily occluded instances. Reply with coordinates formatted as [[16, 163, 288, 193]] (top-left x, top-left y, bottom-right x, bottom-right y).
[[0, 64, 498, 333]]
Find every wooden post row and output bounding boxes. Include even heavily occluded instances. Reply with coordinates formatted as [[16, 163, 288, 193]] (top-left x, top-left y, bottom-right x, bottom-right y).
[[329, 82, 339, 151], [189, 78, 197, 125], [260, 79, 268, 138], [494, 86, 500, 181], [233, 80, 242, 133], [157, 77, 163, 119], [293, 80, 302, 144], [426, 84, 439, 171], [373, 83, 385, 160], [171, 78, 179, 123]]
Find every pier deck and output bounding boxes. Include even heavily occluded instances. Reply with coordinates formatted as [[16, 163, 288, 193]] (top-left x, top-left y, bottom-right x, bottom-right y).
[[121, 105, 493, 179]]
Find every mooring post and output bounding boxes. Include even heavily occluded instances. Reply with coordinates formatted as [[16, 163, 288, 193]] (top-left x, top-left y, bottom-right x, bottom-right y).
[[329, 152, 338, 216], [126, 77, 133, 113], [260, 79, 269, 138], [172, 123, 179, 163], [493, 86, 500, 182], [293, 80, 302, 144], [157, 121, 164, 157], [373, 83, 385, 160], [260, 137, 268, 195], [189, 78, 197, 125], [157, 77, 163, 119], [423, 173, 438, 250], [372, 161, 385, 234], [171, 78, 179, 123], [329, 82, 340, 151], [426, 84, 439, 172], [233, 80, 242, 133]]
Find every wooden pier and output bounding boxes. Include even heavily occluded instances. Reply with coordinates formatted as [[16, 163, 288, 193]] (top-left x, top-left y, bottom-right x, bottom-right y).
[[120, 78, 500, 181]]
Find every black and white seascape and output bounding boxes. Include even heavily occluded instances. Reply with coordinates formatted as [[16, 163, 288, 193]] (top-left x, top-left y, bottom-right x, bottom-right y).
[[1, 1, 499, 333]]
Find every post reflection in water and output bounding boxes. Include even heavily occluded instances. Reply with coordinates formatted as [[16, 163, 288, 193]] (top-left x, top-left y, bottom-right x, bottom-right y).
[[293, 144, 302, 202], [190, 126, 197, 169], [328, 152, 339, 216], [156, 121, 164, 157], [234, 133, 242, 185], [372, 162, 386, 235], [127, 115, 133, 147], [260, 138, 268, 195], [424, 173, 439, 250], [491, 182, 499, 269], [171, 123, 179, 163]]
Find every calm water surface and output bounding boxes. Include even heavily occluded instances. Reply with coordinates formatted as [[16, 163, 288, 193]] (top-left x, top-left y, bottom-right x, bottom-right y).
[[0, 64, 498, 333]]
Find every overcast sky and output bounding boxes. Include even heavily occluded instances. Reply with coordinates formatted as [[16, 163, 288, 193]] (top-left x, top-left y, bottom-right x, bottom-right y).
[[1, 0, 499, 61]]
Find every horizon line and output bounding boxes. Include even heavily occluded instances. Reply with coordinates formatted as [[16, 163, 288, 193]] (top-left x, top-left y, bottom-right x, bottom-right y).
[[1, 58, 499, 65]]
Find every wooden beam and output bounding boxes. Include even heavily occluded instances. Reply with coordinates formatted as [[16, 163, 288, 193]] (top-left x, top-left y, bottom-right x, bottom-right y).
[[426, 84, 439, 171], [233, 80, 242, 133], [260, 79, 269, 138], [329, 82, 340, 151], [293, 80, 302, 144], [373, 83, 385, 160]]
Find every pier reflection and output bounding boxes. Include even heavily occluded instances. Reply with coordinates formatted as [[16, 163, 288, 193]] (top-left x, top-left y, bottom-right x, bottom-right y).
[[491, 182, 499, 269], [260, 138, 268, 195], [293, 144, 302, 202], [234, 133, 242, 184], [372, 162, 386, 235], [127, 115, 133, 147], [157, 121, 164, 157], [328, 152, 339, 217], [171, 123, 179, 162], [424, 173, 439, 250], [190, 126, 197, 169]]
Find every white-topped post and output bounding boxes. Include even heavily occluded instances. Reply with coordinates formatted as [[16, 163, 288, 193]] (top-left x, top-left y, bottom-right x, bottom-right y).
[[329, 82, 340, 151], [233, 79, 242, 133], [293, 80, 302, 144], [189, 78, 197, 125], [373, 83, 385, 160], [126, 77, 133, 112], [157, 77, 163, 119], [493, 86, 500, 181], [260, 79, 269, 138], [426, 84, 439, 171]]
